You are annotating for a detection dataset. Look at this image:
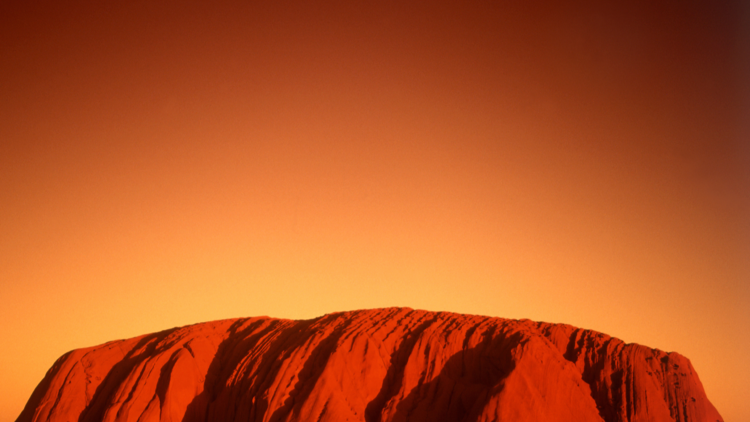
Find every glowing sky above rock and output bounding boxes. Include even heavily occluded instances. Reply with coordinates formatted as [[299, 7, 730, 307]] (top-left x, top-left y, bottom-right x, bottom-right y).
[[1, 2, 748, 421]]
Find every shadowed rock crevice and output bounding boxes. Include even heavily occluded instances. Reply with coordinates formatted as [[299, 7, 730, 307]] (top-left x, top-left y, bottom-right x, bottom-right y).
[[181, 318, 270, 421], [387, 323, 517, 422], [364, 313, 440, 422], [77, 328, 180, 422], [269, 314, 356, 422]]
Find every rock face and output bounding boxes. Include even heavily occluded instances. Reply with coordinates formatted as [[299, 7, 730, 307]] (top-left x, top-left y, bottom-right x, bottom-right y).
[[17, 308, 722, 422]]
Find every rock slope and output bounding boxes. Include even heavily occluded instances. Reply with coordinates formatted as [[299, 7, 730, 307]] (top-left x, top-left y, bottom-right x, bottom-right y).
[[17, 308, 722, 422]]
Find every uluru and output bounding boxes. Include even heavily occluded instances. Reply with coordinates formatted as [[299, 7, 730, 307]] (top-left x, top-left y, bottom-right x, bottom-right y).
[[17, 308, 722, 422]]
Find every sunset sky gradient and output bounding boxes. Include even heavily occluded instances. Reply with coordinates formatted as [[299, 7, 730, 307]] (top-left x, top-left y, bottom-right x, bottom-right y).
[[1, 2, 748, 421]]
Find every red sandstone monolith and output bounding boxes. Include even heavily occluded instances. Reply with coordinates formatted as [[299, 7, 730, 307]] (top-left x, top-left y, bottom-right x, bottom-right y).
[[16, 308, 723, 422]]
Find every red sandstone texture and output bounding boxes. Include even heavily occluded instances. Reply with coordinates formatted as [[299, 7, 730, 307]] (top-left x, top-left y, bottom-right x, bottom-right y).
[[17, 308, 722, 422]]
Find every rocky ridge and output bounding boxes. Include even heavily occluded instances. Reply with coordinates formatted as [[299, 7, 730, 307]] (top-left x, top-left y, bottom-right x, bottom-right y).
[[17, 308, 722, 422]]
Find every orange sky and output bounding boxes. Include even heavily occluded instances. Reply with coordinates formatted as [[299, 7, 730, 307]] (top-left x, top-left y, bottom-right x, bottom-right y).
[[1, 2, 748, 421]]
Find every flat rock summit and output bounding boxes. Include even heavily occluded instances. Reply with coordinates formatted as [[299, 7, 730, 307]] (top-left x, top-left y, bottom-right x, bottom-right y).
[[18, 308, 722, 422]]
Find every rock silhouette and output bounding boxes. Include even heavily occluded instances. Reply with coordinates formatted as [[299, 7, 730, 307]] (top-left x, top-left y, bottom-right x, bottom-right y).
[[17, 308, 722, 422]]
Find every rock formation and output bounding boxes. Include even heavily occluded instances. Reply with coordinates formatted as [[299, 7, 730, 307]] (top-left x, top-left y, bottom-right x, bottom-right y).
[[17, 308, 722, 422]]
